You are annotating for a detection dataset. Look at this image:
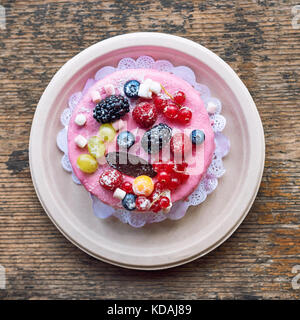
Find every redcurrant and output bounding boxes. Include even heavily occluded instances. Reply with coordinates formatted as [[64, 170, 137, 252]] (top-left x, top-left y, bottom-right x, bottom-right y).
[[167, 177, 181, 190], [178, 107, 192, 124], [173, 90, 186, 104], [153, 95, 168, 113], [163, 101, 179, 120], [120, 181, 133, 193], [151, 201, 161, 213], [159, 197, 170, 209], [157, 171, 171, 185]]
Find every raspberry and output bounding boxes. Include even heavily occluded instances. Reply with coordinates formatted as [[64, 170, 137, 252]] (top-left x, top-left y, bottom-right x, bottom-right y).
[[136, 196, 151, 211], [93, 95, 130, 123], [170, 133, 192, 157], [132, 102, 158, 128], [173, 90, 186, 104], [163, 101, 179, 120], [99, 169, 123, 191], [178, 107, 192, 124]]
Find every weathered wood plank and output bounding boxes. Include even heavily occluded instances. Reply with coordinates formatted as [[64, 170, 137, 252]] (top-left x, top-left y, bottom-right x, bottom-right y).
[[0, 0, 299, 299]]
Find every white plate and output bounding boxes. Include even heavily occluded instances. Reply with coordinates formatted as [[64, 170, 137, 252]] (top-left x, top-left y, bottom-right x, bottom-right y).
[[29, 33, 265, 270]]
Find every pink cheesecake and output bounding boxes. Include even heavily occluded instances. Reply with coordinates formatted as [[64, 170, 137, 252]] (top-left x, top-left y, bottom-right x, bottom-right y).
[[68, 69, 215, 211]]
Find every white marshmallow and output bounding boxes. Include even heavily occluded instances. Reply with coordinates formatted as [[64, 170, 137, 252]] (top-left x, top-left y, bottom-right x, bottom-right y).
[[207, 101, 217, 114], [74, 114, 86, 126], [143, 78, 153, 86], [150, 81, 161, 94], [112, 119, 125, 131], [138, 82, 152, 99], [104, 84, 115, 96], [113, 188, 126, 200], [74, 135, 87, 148], [91, 90, 101, 103]]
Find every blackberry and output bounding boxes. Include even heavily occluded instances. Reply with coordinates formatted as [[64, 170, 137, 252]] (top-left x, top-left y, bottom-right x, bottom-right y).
[[93, 95, 130, 124]]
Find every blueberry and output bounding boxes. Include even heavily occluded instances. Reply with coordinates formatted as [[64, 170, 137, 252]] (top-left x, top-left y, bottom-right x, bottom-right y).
[[124, 80, 140, 98], [190, 129, 205, 145], [122, 194, 137, 211], [117, 131, 135, 149]]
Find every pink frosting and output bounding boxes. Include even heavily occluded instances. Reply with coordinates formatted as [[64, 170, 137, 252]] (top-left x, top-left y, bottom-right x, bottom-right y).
[[68, 69, 215, 207]]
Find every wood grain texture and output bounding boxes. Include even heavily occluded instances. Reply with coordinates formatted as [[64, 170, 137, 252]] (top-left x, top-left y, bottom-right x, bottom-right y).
[[0, 0, 300, 300]]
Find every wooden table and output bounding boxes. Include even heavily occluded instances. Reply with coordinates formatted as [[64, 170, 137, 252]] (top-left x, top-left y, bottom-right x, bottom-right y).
[[0, 0, 299, 300]]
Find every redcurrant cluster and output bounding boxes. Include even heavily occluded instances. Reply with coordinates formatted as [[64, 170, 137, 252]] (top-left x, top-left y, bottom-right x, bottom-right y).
[[153, 90, 192, 124], [153, 160, 189, 191]]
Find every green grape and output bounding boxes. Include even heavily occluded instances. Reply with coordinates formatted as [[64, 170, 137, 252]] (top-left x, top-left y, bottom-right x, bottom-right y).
[[88, 136, 106, 159], [98, 123, 116, 142], [77, 154, 98, 173]]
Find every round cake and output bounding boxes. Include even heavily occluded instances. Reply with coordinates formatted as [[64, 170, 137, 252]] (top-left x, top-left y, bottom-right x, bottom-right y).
[[67, 69, 215, 213]]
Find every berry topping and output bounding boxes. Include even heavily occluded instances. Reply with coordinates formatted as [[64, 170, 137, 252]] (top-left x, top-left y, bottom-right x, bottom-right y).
[[163, 101, 179, 120], [93, 95, 130, 124], [173, 90, 186, 104], [136, 196, 151, 211], [154, 181, 165, 192], [168, 176, 181, 190], [99, 169, 123, 191], [120, 181, 133, 194], [117, 131, 135, 149], [98, 123, 116, 142], [179, 172, 190, 182], [157, 171, 171, 186], [153, 161, 174, 173], [170, 132, 192, 157], [132, 175, 154, 197], [122, 194, 137, 211], [190, 129, 205, 145], [132, 102, 158, 128], [174, 162, 188, 173], [153, 94, 168, 112], [124, 80, 140, 98], [159, 196, 170, 209], [87, 136, 106, 159], [77, 154, 98, 174], [150, 201, 161, 213], [178, 107, 192, 124], [141, 123, 172, 154]]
